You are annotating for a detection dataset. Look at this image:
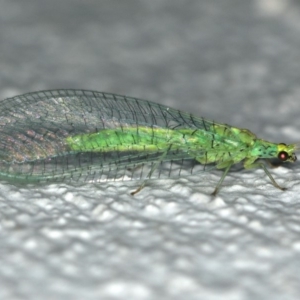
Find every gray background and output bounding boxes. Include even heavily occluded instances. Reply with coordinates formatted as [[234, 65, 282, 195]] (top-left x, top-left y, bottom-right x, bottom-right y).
[[1, 0, 300, 299]]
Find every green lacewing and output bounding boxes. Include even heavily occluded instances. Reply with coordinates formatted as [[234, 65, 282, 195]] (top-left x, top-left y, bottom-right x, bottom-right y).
[[0, 89, 297, 195]]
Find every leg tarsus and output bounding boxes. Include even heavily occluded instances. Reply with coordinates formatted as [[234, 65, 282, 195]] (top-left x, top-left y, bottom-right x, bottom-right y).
[[211, 164, 232, 196], [258, 162, 286, 190], [131, 183, 145, 196], [131, 147, 171, 196], [245, 161, 286, 191]]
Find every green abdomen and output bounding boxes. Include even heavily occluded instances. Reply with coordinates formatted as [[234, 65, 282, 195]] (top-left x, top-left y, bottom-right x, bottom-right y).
[[65, 127, 177, 153]]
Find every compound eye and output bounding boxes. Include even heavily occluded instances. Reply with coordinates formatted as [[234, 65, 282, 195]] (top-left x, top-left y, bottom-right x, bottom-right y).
[[278, 151, 288, 161]]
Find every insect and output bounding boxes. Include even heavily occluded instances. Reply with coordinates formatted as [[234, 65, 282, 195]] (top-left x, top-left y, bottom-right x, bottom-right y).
[[0, 89, 297, 195]]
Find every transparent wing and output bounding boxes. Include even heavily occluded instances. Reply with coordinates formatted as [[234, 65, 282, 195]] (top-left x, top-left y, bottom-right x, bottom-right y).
[[0, 89, 223, 183]]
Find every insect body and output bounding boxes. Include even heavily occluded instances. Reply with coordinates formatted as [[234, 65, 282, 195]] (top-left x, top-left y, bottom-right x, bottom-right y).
[[0, 89, 297, 195]]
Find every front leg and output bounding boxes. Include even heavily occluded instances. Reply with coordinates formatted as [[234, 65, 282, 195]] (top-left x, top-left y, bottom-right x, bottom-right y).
[[243, 158, 286, 191]]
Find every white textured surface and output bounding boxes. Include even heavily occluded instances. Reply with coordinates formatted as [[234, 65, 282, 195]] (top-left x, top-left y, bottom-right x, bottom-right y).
[[1, 0, 300, 299]]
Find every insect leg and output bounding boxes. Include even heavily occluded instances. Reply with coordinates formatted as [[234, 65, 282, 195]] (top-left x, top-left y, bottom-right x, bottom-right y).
[[244, 162, 286, 191], [211, 163, 233, 196], [131, 146, 172, 196]]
